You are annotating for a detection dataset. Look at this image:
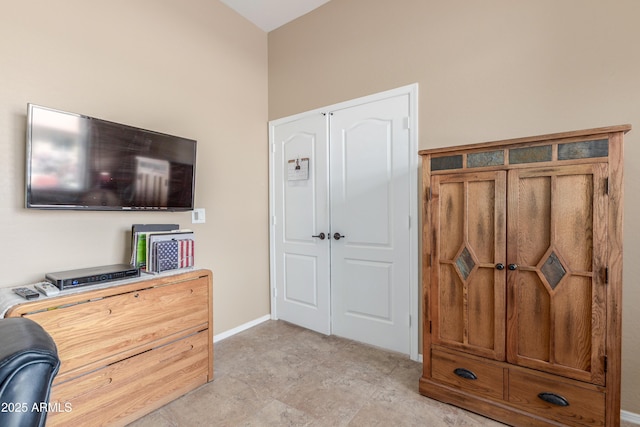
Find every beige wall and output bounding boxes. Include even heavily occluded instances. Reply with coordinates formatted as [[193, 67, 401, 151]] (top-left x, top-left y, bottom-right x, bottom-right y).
[[269, 0, 640, 414], [0, 0, 269, 335]]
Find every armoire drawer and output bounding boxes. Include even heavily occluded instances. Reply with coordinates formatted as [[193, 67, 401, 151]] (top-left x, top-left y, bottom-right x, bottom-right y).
[[48, 330, 210, 427], [431, 349, 505, 401], [508, 369, 605, 427], [26, 276, 209, 375]]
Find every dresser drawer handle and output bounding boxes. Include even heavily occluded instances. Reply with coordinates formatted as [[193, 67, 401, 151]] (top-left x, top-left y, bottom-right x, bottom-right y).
[[538, 392, 570, 407], [453, 368, 478, 380]]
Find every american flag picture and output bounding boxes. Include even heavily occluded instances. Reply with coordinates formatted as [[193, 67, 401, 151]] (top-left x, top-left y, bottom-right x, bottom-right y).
[[155, 240, 180, 272], [179, 239, 195, 268]]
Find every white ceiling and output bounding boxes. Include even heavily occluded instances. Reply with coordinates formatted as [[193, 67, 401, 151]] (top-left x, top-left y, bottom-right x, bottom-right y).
[[220, 0, 331, 32]]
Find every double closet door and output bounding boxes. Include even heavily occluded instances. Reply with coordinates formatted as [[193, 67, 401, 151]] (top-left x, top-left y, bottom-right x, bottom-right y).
[[269, 88, 417, 355]]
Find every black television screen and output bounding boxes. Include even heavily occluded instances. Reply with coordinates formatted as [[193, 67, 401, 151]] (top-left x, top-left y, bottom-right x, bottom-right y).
[[26, 104, 196, 211]]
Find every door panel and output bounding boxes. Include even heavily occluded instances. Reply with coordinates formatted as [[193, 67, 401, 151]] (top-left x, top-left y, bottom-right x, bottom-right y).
[[468, 268, 499, 349], [330, 94, 412, 353], [284, 254, 319, 307], [515, 271, 551, 361], [342, 119, 392, 246], [507, 164, 607, 385], [514, 176, 551, 266], [438, 263, 464, 343], [343, 259, 393, 321], [431, 171, 507, 360], [272, 114, 331, 335]]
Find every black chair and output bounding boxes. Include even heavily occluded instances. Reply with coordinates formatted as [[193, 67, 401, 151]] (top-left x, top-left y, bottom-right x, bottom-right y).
[[0, 318, 60, 427]]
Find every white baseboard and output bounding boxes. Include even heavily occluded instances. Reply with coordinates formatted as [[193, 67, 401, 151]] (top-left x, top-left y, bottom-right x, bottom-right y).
[[213, 314, 271, 343], [622, 410, 640, 425]]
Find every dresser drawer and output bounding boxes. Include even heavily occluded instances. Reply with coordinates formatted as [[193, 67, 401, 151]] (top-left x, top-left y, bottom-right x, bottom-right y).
[[508, 369, 605, 427], [431, 349, 505, 401], [48, 330, 209, 427], [27, 276, 209, 375]]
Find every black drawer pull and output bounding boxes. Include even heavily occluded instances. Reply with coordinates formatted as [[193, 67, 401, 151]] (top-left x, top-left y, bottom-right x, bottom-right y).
[[453, 368, 478, 380], [537, 392, 570, 407]]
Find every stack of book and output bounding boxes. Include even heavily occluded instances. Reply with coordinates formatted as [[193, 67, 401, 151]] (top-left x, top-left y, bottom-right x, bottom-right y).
[[130, 224, 195, 273]]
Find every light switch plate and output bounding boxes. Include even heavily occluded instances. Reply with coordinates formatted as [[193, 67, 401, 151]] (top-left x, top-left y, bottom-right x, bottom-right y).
[[191, 208, 206, 224]]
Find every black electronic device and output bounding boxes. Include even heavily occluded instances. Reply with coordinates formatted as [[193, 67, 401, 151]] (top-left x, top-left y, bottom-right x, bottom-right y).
[[13, 287, 40, 300], [25, 104, 197, 211], [45, 264, 141, 290]]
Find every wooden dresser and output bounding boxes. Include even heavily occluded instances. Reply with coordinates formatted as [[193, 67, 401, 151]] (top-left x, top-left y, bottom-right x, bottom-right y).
[[4, 268, 213, 427], [419, 126, 629, 426]]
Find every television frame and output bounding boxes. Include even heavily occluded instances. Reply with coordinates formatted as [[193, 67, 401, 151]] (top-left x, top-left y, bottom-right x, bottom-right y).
[[25, 104, 197, 211]]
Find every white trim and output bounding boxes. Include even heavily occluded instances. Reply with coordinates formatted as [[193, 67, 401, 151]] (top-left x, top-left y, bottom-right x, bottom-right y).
[[622, 410, 640, 425], [268, 120, 277, 321], [213, 314, 271, 343], [268, 83, 420, 362], [407, 84, 419, 362]]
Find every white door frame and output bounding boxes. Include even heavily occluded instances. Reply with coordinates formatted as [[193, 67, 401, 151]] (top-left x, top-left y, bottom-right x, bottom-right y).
[[269, 83, 419, 361]]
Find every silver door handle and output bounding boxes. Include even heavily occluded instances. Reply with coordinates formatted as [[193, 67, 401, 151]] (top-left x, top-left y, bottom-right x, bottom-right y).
[[333, 233, 345, 240], [312, 233, 326, 240]]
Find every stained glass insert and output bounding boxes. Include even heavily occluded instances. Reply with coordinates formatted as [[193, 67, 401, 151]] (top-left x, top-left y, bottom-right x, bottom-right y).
[[509, 145, 552, 164], [558, 139, 608, 160], [455, 247, 475, 280], [541, 251, 566, 290], [431, 155, 463, 171], [468, 150, 505, 168]]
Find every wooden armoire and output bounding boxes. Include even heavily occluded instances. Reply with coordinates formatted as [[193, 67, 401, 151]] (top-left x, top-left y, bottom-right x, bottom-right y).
[[419, 125, 629, 427]]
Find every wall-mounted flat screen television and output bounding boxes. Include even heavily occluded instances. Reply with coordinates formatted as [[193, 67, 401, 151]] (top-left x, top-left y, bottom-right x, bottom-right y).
[[26, 104, 196, 211]]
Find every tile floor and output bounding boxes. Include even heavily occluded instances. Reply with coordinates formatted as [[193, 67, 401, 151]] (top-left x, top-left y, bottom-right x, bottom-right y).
[[129, 320, 633, 426]]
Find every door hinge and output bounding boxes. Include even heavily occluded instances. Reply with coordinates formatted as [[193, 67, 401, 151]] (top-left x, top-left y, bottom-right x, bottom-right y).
[[605, 178, 609, 195], [404, 116, 410, 130], [427, 187, 432, 201], [408, 314, 412, 327], [429, 321, 432, 334], [272, 287, 278, 298], [271, 143, 276, 153], [272, 215, 277, 226], [605, 267, 609, 284], [604, 355, 608, 372]]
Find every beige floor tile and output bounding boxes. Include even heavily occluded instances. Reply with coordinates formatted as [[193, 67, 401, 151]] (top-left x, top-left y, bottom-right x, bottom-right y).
[[129, 320, 521, 426]]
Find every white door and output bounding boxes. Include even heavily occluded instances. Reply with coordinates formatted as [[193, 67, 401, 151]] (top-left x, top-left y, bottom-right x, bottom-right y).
[[329, 94, 412, 354], [271, 113, 331, 334], [270, 85, 418, 357]]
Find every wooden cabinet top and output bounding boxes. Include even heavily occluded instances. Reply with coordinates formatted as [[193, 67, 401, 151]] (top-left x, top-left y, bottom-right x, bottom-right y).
[[419, 124, 631, 157], [1, 268, 212, 318]]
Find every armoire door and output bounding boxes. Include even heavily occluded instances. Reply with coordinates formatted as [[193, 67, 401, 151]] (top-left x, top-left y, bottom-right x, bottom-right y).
[[430, 171, 507, 360], [506, 164, 608, 385]]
